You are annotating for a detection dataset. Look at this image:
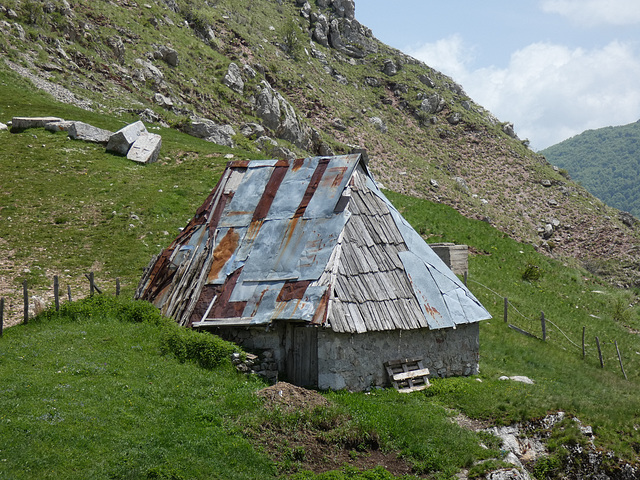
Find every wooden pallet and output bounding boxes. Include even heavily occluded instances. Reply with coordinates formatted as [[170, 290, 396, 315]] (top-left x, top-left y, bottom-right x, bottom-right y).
[[384, 357, 430, 393]]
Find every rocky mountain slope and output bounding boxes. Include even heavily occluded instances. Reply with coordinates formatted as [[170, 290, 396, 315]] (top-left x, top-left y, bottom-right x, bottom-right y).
[[541, 119, 640, 218], [2, 0, 640, 286]]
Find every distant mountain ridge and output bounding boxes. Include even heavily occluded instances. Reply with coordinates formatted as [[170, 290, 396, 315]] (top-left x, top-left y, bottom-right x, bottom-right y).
[[541, 120, 640, 218]]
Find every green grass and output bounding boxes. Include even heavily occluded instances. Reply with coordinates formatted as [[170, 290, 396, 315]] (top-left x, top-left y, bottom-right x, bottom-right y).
[[3, 35, 640, 477], [387, 190, 640, 459], [1, 296, 504, 479], [0, 66, 260, 298], [0, 296, 273, 480]]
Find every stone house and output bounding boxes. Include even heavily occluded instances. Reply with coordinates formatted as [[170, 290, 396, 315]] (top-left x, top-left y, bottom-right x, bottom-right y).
[[135, 154, 491, 391]]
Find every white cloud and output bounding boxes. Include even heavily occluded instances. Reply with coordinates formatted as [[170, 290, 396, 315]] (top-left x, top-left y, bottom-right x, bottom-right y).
[[540, 0, 640, 26], [406, 34, 473, 82], [409, 38, 640, 150]]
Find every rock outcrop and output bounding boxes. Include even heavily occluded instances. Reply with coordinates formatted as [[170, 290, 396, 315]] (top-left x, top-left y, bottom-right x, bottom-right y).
[[185, 117, 236, 148]]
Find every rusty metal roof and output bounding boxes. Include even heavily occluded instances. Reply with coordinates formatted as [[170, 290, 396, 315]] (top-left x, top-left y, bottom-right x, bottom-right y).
[[135, 154, 491, 331]]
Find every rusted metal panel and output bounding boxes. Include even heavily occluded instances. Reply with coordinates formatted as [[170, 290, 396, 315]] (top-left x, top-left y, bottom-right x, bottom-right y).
[[294, 158, 330, 218], [240, 213, 348, 283], [304, 154, 360, 218], [252, 164, 289, 221], [266, 156, 320, 220], [219, 163, 277, 228]]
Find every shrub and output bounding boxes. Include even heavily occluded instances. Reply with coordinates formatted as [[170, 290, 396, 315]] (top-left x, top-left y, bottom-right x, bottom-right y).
[[522, 262, 542, 282], [611, 296, 633, 324], [279, 18, 303, 60], [160, 323, 239, 369], [37, 294, 166, 325]]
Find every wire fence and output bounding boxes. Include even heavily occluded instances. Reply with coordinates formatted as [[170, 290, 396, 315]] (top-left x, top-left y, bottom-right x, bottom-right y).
[[469, 278, 630, 380], [0, 273, 120, 336]]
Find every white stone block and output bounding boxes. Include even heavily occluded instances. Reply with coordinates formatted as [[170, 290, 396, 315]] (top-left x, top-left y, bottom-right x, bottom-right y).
[[106, 120, 147, 155], [127, 132, 162, 164], [68, 121, 112, 144]]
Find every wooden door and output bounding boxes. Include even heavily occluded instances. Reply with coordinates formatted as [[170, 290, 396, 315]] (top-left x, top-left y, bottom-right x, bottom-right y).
[[286, 325, 318, 387]]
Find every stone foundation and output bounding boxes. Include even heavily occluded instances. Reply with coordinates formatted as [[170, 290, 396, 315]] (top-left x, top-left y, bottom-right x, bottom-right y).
[[212, 322, 479, 391], [317, 323, 479, 391]]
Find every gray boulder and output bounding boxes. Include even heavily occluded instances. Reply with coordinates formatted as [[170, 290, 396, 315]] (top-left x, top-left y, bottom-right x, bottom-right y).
[[310, 128, 334, 156], [155, 45, 178, 67], [222, 62, 244, 94], [254, 136, 296, 161], [503, 122, 517, 138], [106, 121, 147, 155], [382, 59, 397, 76], [420, 94, 444, 114], [127, 132, 162, 164], [418, 74, 435, 88], [243, 64, 257, 79], [138, 108, 165, 125], [10, 116, 63, 132], [43, 120, 73, 132], [239, 122, 265, 139], [134, 59, 164, 83], [331, 0, 355, 19], [255, 81, 309, 149], [447, 112, 462, 125], [300, 1, 311, 19], [153, 93, 174, 109], [368, 116, 387, 133], [364, 77, 380, 87], [68, 121, 113, 144], [312, 15, 330, 47], [107, 35, 125, 62], [332, 118, 347, 131], [331, 18, 376, 58], [255, 81, 281, 132], [185, 117, 235, 148], [620, 211, 638, 228]]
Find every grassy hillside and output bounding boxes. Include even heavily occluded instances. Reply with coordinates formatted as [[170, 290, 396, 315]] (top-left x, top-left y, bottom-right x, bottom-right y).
[[2, 1, 640, 477], [541, 120, 640, 218], [3, 196, 640, 478], [2, 0, 639, 275]]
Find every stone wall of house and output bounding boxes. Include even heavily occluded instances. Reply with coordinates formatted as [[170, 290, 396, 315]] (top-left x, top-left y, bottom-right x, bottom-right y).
[[214, 322, 479, 391], [316, 323, 479, 391], [213, 324, 285, 381]]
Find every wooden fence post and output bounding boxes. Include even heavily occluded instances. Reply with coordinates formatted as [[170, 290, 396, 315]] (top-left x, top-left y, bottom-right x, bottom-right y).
[[23, 279, 28, 325], [54, 275, 60, 311], [85, 272, 102, 295], [541, 311, 546, 341], [68, 285, 72, 302], [615, 341, 628, 380], [582, 326, 586, 359], [504, 297, 508, 323], [463, 271, 468, 287], [0, 297, 4, 337], [116, 278, 120, 296], [595, 336, 604, 368]]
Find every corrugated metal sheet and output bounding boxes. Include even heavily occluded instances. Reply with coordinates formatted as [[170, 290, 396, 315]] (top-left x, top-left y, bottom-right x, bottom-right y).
[[136, 154, 491, 331]]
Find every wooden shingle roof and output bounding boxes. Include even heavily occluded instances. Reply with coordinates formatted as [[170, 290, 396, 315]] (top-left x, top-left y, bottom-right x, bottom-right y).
[[135, 154, 491, 331]]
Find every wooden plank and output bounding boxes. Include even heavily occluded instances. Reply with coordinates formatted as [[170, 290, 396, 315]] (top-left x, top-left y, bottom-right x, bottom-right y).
[[192, 317, 255, 327], [385, 357, 424, 368], [329, 300, 350, 333], [393, 368, 430, 381], [508, 324, 539, 339], [399, 384, 430, 393], [384, 357, 431, 393]]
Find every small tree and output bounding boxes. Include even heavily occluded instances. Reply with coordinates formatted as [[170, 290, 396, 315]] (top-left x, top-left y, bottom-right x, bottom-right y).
[[280, 18, 303, 60]]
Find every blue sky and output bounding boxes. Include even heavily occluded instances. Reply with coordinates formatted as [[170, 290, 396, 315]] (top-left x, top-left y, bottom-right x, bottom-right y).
[[356, 0, 640, 150]]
